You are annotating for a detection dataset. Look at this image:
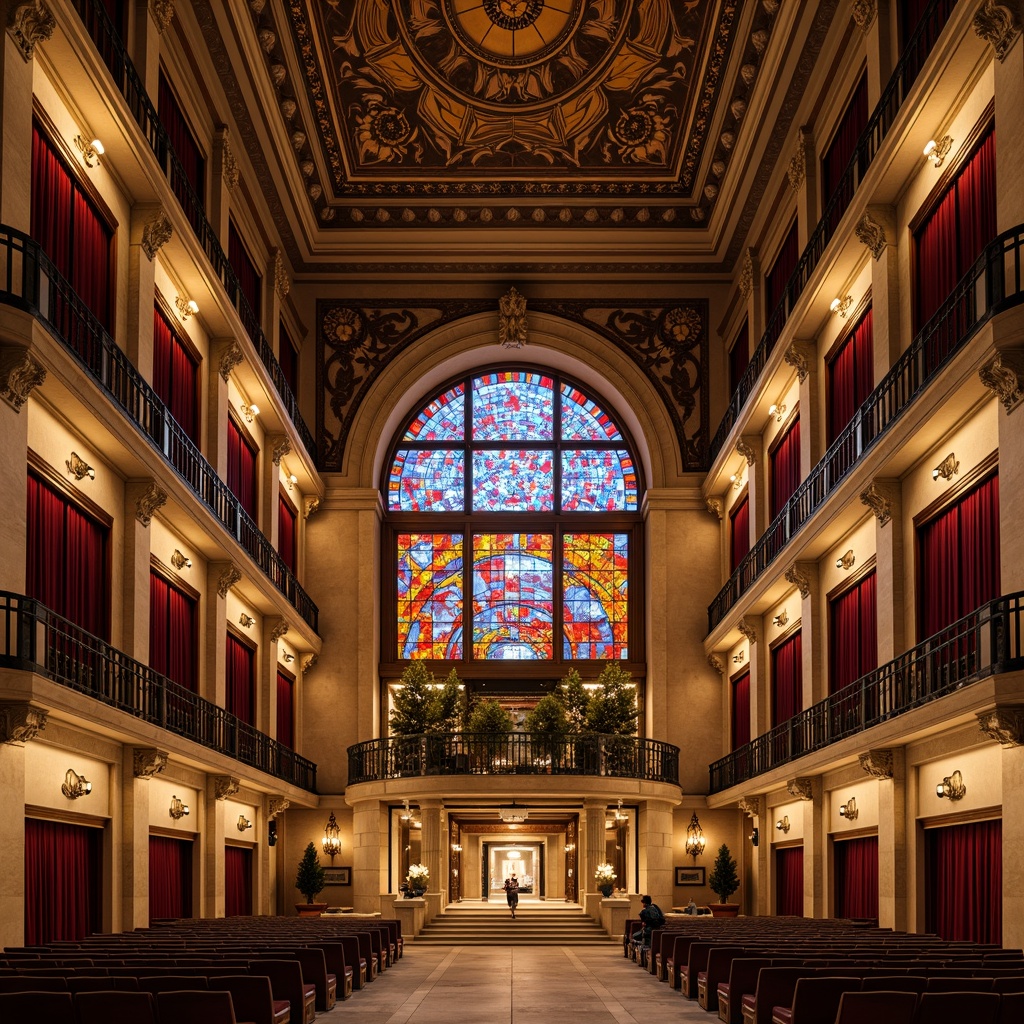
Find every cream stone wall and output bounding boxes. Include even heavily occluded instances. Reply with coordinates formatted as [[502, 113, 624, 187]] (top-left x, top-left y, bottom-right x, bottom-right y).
[[26, 743, 110, 815]]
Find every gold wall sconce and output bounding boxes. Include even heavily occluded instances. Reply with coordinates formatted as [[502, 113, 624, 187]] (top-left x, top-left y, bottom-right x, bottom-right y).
[[923, 136, 953, 168], [838, 796, 858, 820], [169, 795, 190, 819], [776, 815, 791, 834], [175, 296, 199, 320], [830, 295, 853, 317], [62, 768, 92, 799], [240, 402, 260, 423], [936, 769, 966, 801], [768, 402, 786, 422], [171, 549, 192, 570], [282, 652, 295, 664], [732, 652, 745, 664], [836, 550, 855, 570], [237, 815, 252, 832], [932, 453, 959, 481], [685, 811, 707, 861], [773, 611, 789, 627], [75, 135, 104, 167], [321, 810, 342, 860], [66, 452, 95, 481], [239, 613, 255, 629]]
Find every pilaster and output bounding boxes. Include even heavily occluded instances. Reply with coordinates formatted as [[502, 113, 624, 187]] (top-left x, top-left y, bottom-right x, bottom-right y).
[[583, 798, 606, 914], [861, 479, 904, 661], [737, 435, 763, 538], [865, 748, 907, 932], [792, 776, 824, 918], [860, 206, 900, 372], [130, 0, 167, 95], [785, 562, 820, 707], [787, 127, 816, 253], [349, 798, 387, 914], [0, 732, 29, 946], [123, 480, 163, 661], [855, 0, 893, 108], [992, 11, 1024, 229], [209, 340, 237, 480], [260, 618, 288, 738], [204, 775, 228, 918], [205, 562, 239, 708], [126, 206, 163, 375], [0, 20, 37, 231], [989, 348, 1024, 592], [419, 799, 444, 922], [638, 798, 676, 907], [120, 748, 155, 929], [0, 343, 34, 592]]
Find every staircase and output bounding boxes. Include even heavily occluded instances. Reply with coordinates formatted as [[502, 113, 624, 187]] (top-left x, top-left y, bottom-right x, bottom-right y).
[[412, 901, 617, 946]]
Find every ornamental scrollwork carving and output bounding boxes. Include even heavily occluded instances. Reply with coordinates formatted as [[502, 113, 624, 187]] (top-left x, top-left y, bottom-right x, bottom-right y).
[[979, 351, 1024, 414], [217, 565, 242, 598], [736, 439, 757, 466], [739, 248, 755, 298], [0, 349, 46, 411], [973, 0, 1023, 62], [855, 208, 895, 261], [977, 706, 1024, 747], [304, 496, 321, 519], [851, 0, 878, 32], [270, 619, 290, 644], [737, 619, 758, 645], [859, 749, 894, 779], [134, 481, 167, 528], [784, 564, 812, 599], [706, 498, 724, 520], [498, 287, 528, 349], [8, 0, 55, 61], [150, 0, 174, 33], [268, 797, 291, 819], [217, 128, 240, 192], [218, 341, 244, 382], [303, 653, 319, 672], [213, 776, 241, 800], [271, 436, 292, 466], [273, 249, 290, 298], [738, 796, 761, 818], [784, 341, 814, 383], [787, 777, 814, 801], [859, 480, 898, 527], [0, 701, 48, 744], [140, 209, 173, 260], [786, 127, 809, 191], [133, 748, 168, 778], [707, 653, 725, 674]]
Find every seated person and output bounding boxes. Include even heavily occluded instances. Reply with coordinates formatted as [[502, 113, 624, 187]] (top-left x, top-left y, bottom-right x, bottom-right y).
[[630, 894, 666, 946]]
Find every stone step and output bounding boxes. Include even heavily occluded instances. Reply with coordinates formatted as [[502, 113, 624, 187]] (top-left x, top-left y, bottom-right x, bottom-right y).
[[411, 904, 616, 946]]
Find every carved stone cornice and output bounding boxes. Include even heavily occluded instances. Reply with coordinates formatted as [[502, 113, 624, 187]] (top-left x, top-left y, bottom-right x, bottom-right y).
[[735, 438, 757, 467], [787, 777, 814, 800], [706, 497, 724, 520], [272, 249, 290, 298], [304, 496, 321, 519], [856, 207, 895, 260], [786, 127, 809, 191], [859, 479, 898, 527], [784, 340, 815, 383], [979, 351, 1024, 414], [150, 0, 174, 34], [213, 776, 241, 800], [270, 619, 290, 644], [707, 653, 725, 674], [738, 248, 755, 299], [218, 340, 244, 382], [134, 480, 167, 527], [784, 564, 812, 598], [133, 748, 168, 778], [738, 796, 761, 818], [140, 209, 172, 260], [303, 653, 319, 672], [271, 436, 292, 466], [973, 0, 1022, 61], [268, 797, 291, 819], [851, 0, 878, 32], [217, 128, 240, 192], [977, 705, 1024, 747], [217, 565, 242, 598], [0, 348, 46, 411], [737, 619, 758, 645], [859, 749, 894, 778], [8, 1, 55, 61], [0, 701, 48, 744]]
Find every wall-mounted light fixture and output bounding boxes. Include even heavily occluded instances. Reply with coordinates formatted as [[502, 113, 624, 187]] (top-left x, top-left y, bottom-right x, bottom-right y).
[[773, 611, 789, 627], [932, 453, 959, 482], [684, 811, 707, 861], [923, 136, 953, 168], [239, 613, 255, 629], [836, 550, 855, 571], [282, 652, 295, 664], [62, 768, 92, 800], [732, 652, 745, 664], [321, 810, 342, 861], [614, 799, 628, 823], [749, 827, 759, 847], [169, 795, 190, 820], [66, 452, 95, 481], [830, 295, 853, 318], [237, 815, 252, 832], [240, 403, 260, 423], [282, 462, 299, 490], [175, 296, 199, 321], [75, 135, 105, 167], [936, 769, 966, 801], [838, 796, 858, 821], [776, 815, 791, 834], [768, 402, 786, 422], [171, 549, 192, 570], [730, 464, 745, 489], [564, 842, 575, 853]]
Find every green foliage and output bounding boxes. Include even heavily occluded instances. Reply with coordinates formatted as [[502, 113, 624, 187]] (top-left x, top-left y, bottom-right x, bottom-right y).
[[586, 663, 639, 735], [708, 843, 740, 903], [295, 841, 326, 903], [557, 669, 591, 734], [389, 663, 465, 735], [432, 669, 465, 732], [467, 698, 514, 734], [524, 694, 568, 734]]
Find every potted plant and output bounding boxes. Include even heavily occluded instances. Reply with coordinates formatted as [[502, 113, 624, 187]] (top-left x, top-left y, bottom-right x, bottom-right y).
[[707, 843, 740, 917], [406, 863, 429, 897], [295, 841, 328, 916], [595, 862, 617, 897]]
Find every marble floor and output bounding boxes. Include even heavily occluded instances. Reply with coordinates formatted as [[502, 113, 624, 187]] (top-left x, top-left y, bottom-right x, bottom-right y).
[[319, 945, 714, 1023]]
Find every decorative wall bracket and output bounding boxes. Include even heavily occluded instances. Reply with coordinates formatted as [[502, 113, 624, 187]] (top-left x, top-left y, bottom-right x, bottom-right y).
[[977, 705, 1024, 747], [133, 748, 168, 779], [787, 777, 814, 801], [859, 749, 894, 778]]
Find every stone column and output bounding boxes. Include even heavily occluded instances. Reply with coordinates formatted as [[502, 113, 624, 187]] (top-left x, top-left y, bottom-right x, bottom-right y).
[[419, 799, 444, 922], [736, 436, 762, 538], [205, 776, 236, 918], [130, 0, 170, 93], [784, 563, 821, 707], [855, 0, 893, 107], [121, 747, 167, 929], [206, 563, 239, 707], [126, 206, 168, 375], [0, 10, 37, 232], [789, 777, 824, 918], [123, 480, 166, 661], [858, 206, 900, 373], [639, 798, 676, 907], [349, 797, 387, 915], [787, 127, 816, 251], [210, 339, 239, 479], [209, 128, 238, 248], [992, 12, 1024, 230], [260, 618, 288, 739], [862, 748, 907, 932], [583, 798, 606, 918], [861, 480, 904, 661]]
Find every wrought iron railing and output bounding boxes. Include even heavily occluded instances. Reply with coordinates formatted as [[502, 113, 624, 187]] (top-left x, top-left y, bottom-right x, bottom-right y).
[[709, 0, 958, 463], [0, 225, 319, 633], [0, 592, 317, 791], [709, 223, 1024, 631], [709, 591, 1024, 793], [68, 0, 315, 459], [348, 732, 680, 785]]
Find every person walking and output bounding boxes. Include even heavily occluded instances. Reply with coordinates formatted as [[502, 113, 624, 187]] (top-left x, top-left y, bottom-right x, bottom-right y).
[[503, 873, 520, 918]]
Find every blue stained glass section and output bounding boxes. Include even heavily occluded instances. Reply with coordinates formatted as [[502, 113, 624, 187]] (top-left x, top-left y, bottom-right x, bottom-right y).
[[389, 449, 465, 511], [561, 450, 638, 511], [560, 384, 623, 441], [472, 371, 554, 441], [403, 384, 465, 441], [472, 450, 554, 511]]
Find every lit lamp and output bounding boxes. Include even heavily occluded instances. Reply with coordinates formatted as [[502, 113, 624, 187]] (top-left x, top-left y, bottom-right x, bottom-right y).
[[61, 768, 92, 799], [240, 403, 260, 423], [838, 797, 858, 821], [685, 811, 706, 861], [75, 135, 104, 167], [237, 815, 252, 832], [936, 769, 966, 801], [169, 795, 190, 820], [776, 815, 791, 834], [321, 810, 342, 861]]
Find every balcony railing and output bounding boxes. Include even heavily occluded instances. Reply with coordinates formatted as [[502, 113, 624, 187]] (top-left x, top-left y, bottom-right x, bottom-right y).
[[0, 592, 317, 791], [709, 223, 1024, 632], [0, 225, 319, 633], [348, 732, 680, 785], [709, 0, 958, 463], [69, 0, 315, 459], [709, 591, 1024, 793]]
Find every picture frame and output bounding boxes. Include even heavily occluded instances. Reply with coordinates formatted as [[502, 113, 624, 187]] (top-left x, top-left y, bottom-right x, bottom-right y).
[[323, 866, 351, 886], [676, 866, 705, 886]]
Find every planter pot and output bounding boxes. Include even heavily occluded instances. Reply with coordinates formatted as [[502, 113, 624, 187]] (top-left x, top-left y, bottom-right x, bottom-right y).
[[708, 903, 739, 917], [296, 902, 328, 917], [599, 885, 614, 897]]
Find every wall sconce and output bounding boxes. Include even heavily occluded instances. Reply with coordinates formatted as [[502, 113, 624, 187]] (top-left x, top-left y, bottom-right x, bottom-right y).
[[452, 843, 462, 853], [830, 295, 853, 317], [170, 549, 192, 570], [923, 136, 953, 168], [733, 652, 745, 664], [836, 550, 855, 570], [749, 827, 759, 847], [838, 796, 858, 820], [564, 842, 575, 853], [237, 815, 252, 832], [730, 465, 745, 489], [684, 811, 707, 861], [66, 452, 95, 481], [62, 768, 92, 799], [776, 815, 791, 834], [321, 810, 342, 861], [614, 799, 628, 823], [240, 403, 260, 423], [282, 462, 298, 490], [75, 135, 105, 167], [268, 820, 278, 847], [282, 652, 295, 664], [239, 613, 255, 629], [936, 769, 966, 801], [932, 453, 959, 482], [773, 611, 789, 627], [175, 296, 199, 320], [768, 402, 786, 422], [169, 795, 190, 819]]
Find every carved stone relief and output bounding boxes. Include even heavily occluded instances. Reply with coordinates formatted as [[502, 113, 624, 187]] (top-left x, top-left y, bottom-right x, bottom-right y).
[[706, 498, 724, 520], [859, 749, 894, 778], [738, 619, 758, 645], [8, 1, 55, 61], [973, 0, 1023, 61], [0, 701, 48, 744], [213, 776, 241, 800], [134, 481, 168, 528], [859, 480, 898, 527], [787, 777, 814, 800], [133, 748, 169, 778], [979, 352, 1024, 414], [217, 565, 242, 598], [977, 705, 1024, 747], [218, 341, 244, 382], [0, 349, 46, 411], [784, 564, 812, 598], [738, 795, 762, 818], [784, 341, 815, 383], [140, 209, 173, 260]]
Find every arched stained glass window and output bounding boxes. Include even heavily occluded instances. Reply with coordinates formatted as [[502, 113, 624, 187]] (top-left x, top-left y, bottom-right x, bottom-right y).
[[386, 369, 642, 670]]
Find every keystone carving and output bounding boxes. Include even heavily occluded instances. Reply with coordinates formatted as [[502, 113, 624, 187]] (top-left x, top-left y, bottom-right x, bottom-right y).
[[784, 341, 815, 383], [856, 207, 895, 260], [706, 498, 724, 520], [0, 701, 48, 744], [217, 565, 242, 598], [784, 564, 812, 598], [271, 436, 292, 466], [977, 705, 1024, 747], [787, 777, 814, 801], [973, 0, 1023, 61], [738, 619, 758, 645], [736, 439, 757, 467], [0, 348, 46, 411], [140, 209, 172, 260], [8, 1, 55, 61], [134, 480, 167, 527], [738, 796, 762, 818], [859, 480, 898, 527], [213, 776, 241, 800], [218, 341, 244, 382], [979, 351, 1024, 414], [851, 0, 878, 31], [859, 749, 894, 778], [133, 747, 168, 778]]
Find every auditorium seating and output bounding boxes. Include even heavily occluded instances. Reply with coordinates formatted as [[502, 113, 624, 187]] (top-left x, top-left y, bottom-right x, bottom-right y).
[[833, 990, 919, 1024]]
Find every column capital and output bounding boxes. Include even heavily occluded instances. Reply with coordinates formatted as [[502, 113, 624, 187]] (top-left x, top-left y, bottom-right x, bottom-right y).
[[0, 701, 48, 744], [972, 0, 1023, 62], [860, 479, 899, 526], [977, 705, 1024, 747], [856, 206, 896, 260], [786, 777, 816, 801], [859, 748, 895, 778], [8, 1, 55, 61], [0, 346, 46, 412], [979, 350, 1024, 414]]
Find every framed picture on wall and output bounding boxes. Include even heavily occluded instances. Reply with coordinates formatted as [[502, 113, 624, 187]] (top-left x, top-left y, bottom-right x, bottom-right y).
[[676, 866, 705, 886], [324, 867, 351, 885]]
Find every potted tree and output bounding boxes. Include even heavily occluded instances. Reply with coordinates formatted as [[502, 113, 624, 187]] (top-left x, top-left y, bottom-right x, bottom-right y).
[[295, 841, 328, 917], [707, 843, 740, 917]]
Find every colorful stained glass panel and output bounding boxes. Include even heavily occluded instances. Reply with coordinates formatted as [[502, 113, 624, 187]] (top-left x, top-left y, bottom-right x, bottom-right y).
[[561, 450, 638, 511], [562, 533, 629, 659], [472, 450, 554, 511], [397, 533, 464, 658], [473, 534, 553, 659], [389, 449, 465, 511], [560, 384, 623, 441], [403, 384, 465, 440], [472, 371, 554, 441]]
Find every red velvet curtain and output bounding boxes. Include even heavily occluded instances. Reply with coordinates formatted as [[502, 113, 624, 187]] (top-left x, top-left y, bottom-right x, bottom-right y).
[[279, 495, 297, 573], [822, 73, 869, 226], [158, 71, 205, 208], [280, 323, 298, 395], [925, 820, 1001, 944], [775, 847, 804, 917], [827, 308, 874, 445], [25, 818, 102, 944], [153, 306, 199, 443], [834, 836, 879, 919], [729, 320, 750, 395], [770, 417, 801, 520], [227, 418, 258, 519], [277, 671, 294, 748], [829, 571, 877, 694], [226, 632, 255, 726], [149, 835, 193, 920], [730, 496, 750, 573], [224, 846, 253, 916], [31, 125, 72, 275], [149, 572, 197, 691], [771, 631, 802, 727], [766, 223, 800, 317], [731, 671, 751, 750], [229, 221, 262, 340]]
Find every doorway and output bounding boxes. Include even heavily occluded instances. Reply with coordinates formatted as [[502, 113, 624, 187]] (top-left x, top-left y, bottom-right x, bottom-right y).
[[483, 841, 544, 899]]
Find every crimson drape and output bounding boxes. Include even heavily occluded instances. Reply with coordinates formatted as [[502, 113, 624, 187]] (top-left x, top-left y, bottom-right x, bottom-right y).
[[770, 417, 801, 520], [766, 223, 800, 317], [731, 671, 750, 750], [771, 631, 802, 727], [729, 320, 750, 395], [227, 418, 258, 519], [822, 74, 869, 227], [158, 71, 205, 208], [153, 305, 199, 442], [829, 571, 877, 694], [834, 836, 879, 919], [280, 323, 299, 395], [149, 835, 193, 920], [925, 820, 1001, 944], [775, 847, 804, 917], [827, 308, 874, 445], [149, 572, 197, 691], [25, 818, 102, 944], [730, 496, 750, 573], [279, 495, 297, 573], [224, 846, 253, 916], [226, 632, 255, 726], [277, 671, 294, 749], [229, 221, 262, 340]]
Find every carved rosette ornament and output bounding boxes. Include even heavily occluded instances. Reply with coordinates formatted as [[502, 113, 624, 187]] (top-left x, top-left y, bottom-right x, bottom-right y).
[[0, 701, 48, 744], [787, 777, 814, 801], [270, 619, 290, 644], [786, 127, 809, 191], [273, 249, 290, 298], [8, 0, 55, 61], [268, 797, 291, 819], [739, 248, 755, 299], [213, 776, 241, 800], [271, 436, 292, 466], [856, 207, 895, 260], [706, 497, 724, 520], [738, 619, 758, 645], [738, 796, 762, 818], [979, 352, 1024, 414], [150, 0, 174, 33], [851, 0, 878, 31], [140, 209, 172, 260], [304, 496, 320, 519], [0, 349, 46, 411], [858, 749, 894, 778], [217, 565, 243, 598], [134, 481, 167, 527], [218, 341, 244, 382], [133, 747, 169, 778], [784, 341, 814, 383], [784, 565, 812, 599], [736, 439, 757, 466], [707, 653, 725, 674], [977, 706, 1024, 747], [973, 0, 1023, 61], [859, 481, 897, 527]]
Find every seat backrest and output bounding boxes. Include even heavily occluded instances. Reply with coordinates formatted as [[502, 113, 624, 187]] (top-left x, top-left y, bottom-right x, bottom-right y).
[[998, 991, 1024, 1024], [834, 990, 918, 1024], [74, 989, 159, 1024], [705, 946, 746, 985], [925, 976, 994, 992], [0, 990, 74, 1024], [308, 942, 347, 980], [915, 991, 1001, 1024], [209, 974, 275, 1024], [292, 948, 329, 1007], [157, 989, 238, 1024], [0, 975, 68, 991], [249, 958, 306, 1023], [667, 933, 698, 964], [139, 975, 210, 993], [788, 976, 862, 1024], [860, 976, 927, 994], [750, 967, 811, 1024], [993, 977, 1024, 993]]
